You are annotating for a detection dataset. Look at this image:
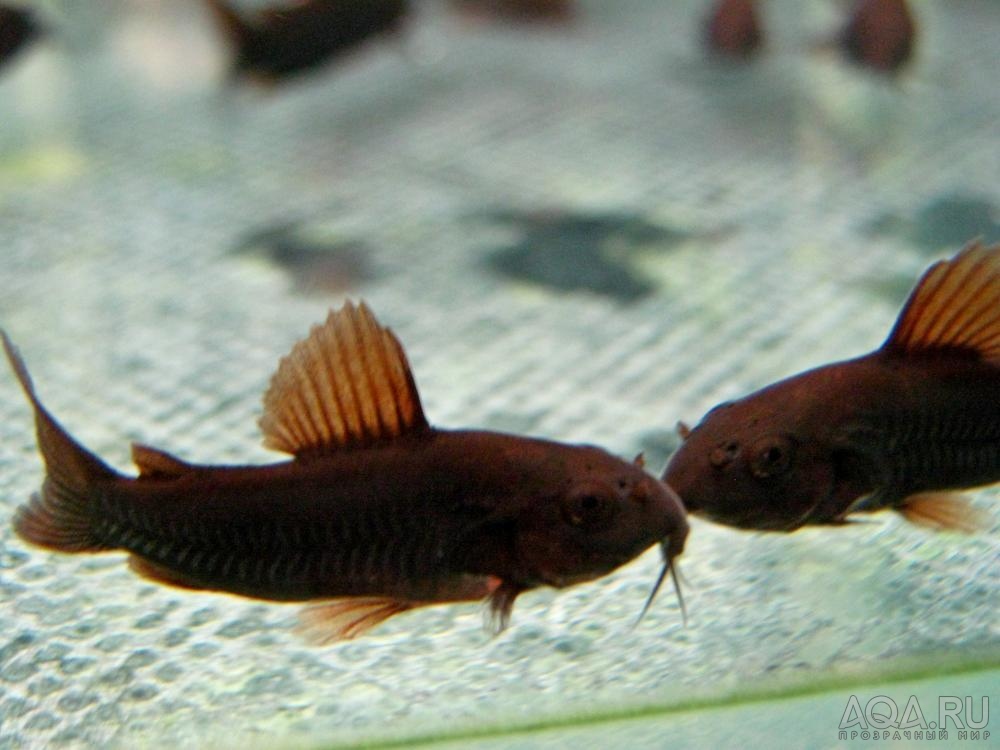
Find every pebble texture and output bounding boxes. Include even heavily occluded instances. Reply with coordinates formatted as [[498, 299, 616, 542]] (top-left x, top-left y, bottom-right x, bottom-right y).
[[0, 0, 997, 747]]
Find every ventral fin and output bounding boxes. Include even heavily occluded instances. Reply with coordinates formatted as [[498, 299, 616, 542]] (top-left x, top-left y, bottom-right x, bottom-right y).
[[259, 301, 430, 457], [897, 491, 988, 534], [882, 241, 1000, 366], [297, 597, 418, 644], [131, 443, 196, 478], [485, 581, 524, 635]]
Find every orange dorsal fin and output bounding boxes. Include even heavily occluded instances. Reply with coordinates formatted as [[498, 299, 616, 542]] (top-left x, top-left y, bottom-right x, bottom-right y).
[[131, 443, 196, 478], [882, 241, 1000, 366], [259, 301, 429, 457]]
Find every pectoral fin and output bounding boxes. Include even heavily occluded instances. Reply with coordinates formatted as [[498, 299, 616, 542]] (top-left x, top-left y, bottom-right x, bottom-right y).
[[485, 581, 525, 635], [259, 301, 430, 458], [882, 241, 1000, 366], [897, 491, 989, 534]]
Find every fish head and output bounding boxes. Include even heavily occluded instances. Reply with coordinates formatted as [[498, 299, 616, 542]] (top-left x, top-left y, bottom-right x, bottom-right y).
[[663, 399, 836, 531], [515, 446, 689, 588]]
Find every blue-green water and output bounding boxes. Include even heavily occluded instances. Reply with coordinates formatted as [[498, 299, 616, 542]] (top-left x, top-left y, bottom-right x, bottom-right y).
[[0, 1, 997, 748]]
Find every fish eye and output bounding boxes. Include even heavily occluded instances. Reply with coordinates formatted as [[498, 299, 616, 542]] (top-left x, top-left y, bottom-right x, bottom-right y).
[[709, 440, 740, 468], [562, 487, 618, 527], [749, 436, 794, 479]]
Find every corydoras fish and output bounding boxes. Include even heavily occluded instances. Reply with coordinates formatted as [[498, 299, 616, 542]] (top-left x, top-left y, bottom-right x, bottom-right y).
[[664, 241, 1000, 533], [5, 302, 688, 642], [204, 0, 408, 83]]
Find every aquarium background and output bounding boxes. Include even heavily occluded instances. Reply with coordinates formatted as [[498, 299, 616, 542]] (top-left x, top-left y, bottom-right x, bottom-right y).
[[0, 0, 997, 748]]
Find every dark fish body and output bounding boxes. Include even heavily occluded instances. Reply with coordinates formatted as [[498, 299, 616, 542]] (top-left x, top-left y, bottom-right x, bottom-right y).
[[665, 242, 1000, 532], [55, 430, 675, 603], [0, 4, 41, 70], [840, 0, 916, 73], [703, 0, 762, 60], [204, 0, 408, 81], [5, 302, 687, 640]]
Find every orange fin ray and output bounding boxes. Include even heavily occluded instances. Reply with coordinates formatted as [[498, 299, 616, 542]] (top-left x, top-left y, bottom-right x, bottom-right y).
[[883, 241, 1000, 366], [897, 492, 989, 534], [297, 576, 502, 644], [297, 597, 421, 644], [259, 301, 429, 458]]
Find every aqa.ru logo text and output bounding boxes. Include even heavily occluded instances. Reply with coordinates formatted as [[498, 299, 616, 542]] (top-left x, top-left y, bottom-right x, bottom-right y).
[[839, 695, 990, 742]]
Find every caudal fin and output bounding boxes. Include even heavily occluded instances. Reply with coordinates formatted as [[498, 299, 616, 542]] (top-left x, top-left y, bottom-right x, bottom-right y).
[[2, 332, 118, 552]]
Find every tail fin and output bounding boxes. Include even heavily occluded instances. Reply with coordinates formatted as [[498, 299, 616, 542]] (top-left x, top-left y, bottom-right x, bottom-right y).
[[2, 332, 118, 552]]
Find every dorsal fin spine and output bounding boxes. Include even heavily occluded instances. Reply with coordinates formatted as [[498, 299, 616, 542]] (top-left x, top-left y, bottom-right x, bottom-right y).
[[360, 305, 393, 439], [301, 340, 335, 445], [339, 310, 369, 442], [258, 301, 428, 457], [363, 303, 405, 438], [882, 241, 1000, 366]]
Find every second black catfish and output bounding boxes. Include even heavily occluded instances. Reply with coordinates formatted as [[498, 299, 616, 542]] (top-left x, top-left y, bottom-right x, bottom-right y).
[[665, 241, 999, 532]]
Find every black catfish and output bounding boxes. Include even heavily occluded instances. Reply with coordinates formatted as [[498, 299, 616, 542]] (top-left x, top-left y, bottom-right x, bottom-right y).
[[6, 302, 688, 641], [665, 241, 999, 532]]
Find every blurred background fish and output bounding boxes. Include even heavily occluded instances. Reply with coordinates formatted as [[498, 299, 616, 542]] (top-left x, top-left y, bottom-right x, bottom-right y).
[[0, 3, 42, 73], [203, 0, 409, 83], [703, 0, 762, 60], [839, 0, 916, 73]]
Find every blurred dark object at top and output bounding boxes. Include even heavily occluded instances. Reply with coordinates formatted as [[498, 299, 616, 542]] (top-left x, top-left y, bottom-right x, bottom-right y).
[[204, 0, 409, 83], [450, 0, 575, 26], [482, 209, 692, 304], [867, 193, 1000, 255], [840, 0, 915, 73], [703, 0, 762, 60], [234, 221, 377, 294], [0, 4, 42, 72]]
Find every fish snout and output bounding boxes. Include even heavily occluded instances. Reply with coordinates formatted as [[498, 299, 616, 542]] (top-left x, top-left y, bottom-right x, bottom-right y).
[[661, 450, 705, 515], [644, 478, 689, 554], [666, 509, 689, 560]]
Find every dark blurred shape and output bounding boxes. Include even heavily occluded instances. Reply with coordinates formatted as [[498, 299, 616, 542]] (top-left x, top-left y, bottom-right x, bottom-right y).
[[482, 209, 690, 303], [234, 222, 376, 294], [867, 193, 1000, 255], [450, 0, 575, 25], [0, 4, 41, 72], [204, 0, 409, 83], [703, 0, 762, 60], [840, 0, 916, 73]]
